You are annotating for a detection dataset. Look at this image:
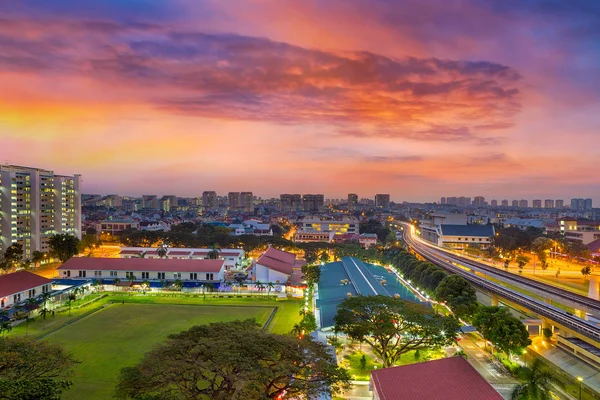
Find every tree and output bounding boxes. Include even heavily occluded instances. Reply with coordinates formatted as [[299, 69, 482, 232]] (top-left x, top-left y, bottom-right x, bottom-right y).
[[567, 241, 591, 262], [207, 244, 220, 259], [266, 282, 275, 300], [31, 251, 46, 268], [48, 234, 79, 263], [515, 255, 530, 271], [23, 298, 37, 337], [293, 313, 318, 337], [301, 264, 321, 285], [173, 279, 183, 291], [66, 292, 77, 317], [360, 355, 367, 372], [4, 243, 23, 267], [157, 245, 167, 259], [255, 280, 265, 297], [0, 310, 12, 337], [435, 275, 479, 320], [532, 237, 552, 267], [334, 295, 460, 368], [134, 251, 147, 258], [473, 306, 531, 356], [0, 337, 78, 400], [581, 266, 591, 280], [113, 278, 121, 293], [511, 358, 563, 400], [114, 319, 350, 399], [319, 250, 329, 264], [304, 248, 319, 265], [78, 234, 98, 255]]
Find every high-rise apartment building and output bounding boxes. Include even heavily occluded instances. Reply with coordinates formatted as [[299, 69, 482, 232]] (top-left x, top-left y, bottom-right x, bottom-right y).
[[501, 200, 509, 207], [202, 191, 218, 211], [555, 200, 564, 208], [348, 193, 358, 212], [302, 194, 325, 213], [490, 200, 498, 207], [519, 199, 528, 208], [0, 165, 81, 258], [440, 197, 447, 205], [227, 192, 241, 211], [240, 192, 253, 213], [446, 197, 458, 206], [571, 198, 593, 211], [472, 196, 485, 207], [280, 194, 302, 212], [456, 197, 471, 207], [375, 194, 390, 209], [512, 200, 519, 208], [142, 195, 159, 210], [160, 195, 178, 211], [532, 199, 542, 208], [544, 199, 554, 209]]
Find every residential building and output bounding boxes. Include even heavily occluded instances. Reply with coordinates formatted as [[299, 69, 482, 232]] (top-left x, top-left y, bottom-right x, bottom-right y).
[[374, 194, 390, 209], [202, 191, 218, 211], [456, 197, 471, 207], [440, 197, 446, 205], [227, 192, 241, 210], [558, 218, 600, 245], [254, 247, 298, 283], [0, 270, 53, 309], [519, 199, 528, 208], [97, 219, 140, 235], [370, 357, 502, 400], [501, 200, 509, 207], [280, 194, 302, 212], [555, 199, 564, 208], [302, 194, 324, 213], [490, 200, 498, 207], [142, 195, 159, 210], [532, 199, 542, 208], [240, 192, 253, 213], [570, 198, 593, 211], [511, 200, 519, 207], [119, 247, 245, 268], [0, 165, 81, 258], [544, 199, 554, 209], [300, 216, 360, 235], [58, 257, 226, 282], [446, 197, 458, 205], [435, 224, 495, 249], [359, 233, 378, 248], [348, 193, 358, 212], [160, 195, 178, 211], [243, 219, 272, 235], [472, 196, 485, 207], [504, 218, 547, 230]]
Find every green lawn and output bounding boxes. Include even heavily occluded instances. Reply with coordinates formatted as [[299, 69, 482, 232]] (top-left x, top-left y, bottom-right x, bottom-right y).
[[44, 303, 273, 400]]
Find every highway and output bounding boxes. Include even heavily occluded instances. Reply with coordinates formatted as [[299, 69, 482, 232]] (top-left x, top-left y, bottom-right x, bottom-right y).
[[399, 223, 600, 344]]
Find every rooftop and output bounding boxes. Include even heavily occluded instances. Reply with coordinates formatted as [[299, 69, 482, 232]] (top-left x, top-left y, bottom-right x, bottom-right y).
[[439, 224, 495, 237], [58, 257, 225, 273], [371, 356, 503, 400], [256, 248, 296, 275], [0, 271, 53, 298]]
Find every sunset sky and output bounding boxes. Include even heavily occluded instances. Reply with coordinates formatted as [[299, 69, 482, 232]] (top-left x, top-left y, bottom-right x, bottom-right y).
[[2, 0, 599, 202]]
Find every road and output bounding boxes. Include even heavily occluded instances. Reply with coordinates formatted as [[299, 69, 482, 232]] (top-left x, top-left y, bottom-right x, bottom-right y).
[[400, 223, 600, 344]]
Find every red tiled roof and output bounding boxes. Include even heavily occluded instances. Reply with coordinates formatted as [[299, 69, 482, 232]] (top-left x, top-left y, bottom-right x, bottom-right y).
[[58, 257, 225, 273], [256, 248, 296, 275], [371, 357, 502, 400], [168, 250, 192, 256], [0, 271, 53, 298]]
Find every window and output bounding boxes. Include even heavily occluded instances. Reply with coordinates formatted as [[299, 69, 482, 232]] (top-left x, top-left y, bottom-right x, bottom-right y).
[[109, 270, 118, 277], [157, 272, 165, 280], [458, 237, 461, 241], [94, 270, 102, 277], [126, 271, 135, 279], [141, 272, 149, 279], [190, 273, 197, 280], [173, 272, 181, 279], [78, 270, 86, 278], [205, 273, 214, 280]]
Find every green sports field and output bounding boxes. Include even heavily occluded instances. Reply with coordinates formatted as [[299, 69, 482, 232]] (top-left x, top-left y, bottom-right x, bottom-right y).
[[33, 294, 301, 400]]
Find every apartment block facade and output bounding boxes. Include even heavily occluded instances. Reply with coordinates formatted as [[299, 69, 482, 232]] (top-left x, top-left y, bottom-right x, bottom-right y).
[[0, 165, 81, 258]]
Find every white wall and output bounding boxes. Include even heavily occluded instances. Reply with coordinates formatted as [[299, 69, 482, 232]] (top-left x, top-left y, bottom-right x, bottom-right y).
[[1, 283, 52, 309], [59, 267, 225, 282], [254, 264, 290, 283]]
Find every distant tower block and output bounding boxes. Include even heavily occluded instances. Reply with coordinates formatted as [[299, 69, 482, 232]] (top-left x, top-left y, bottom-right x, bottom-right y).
[[588, 276, 599, 301]]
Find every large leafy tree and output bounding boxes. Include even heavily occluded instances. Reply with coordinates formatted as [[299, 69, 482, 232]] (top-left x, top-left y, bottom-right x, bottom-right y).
[[0, 337, 78, 400], [301, 264, 321, 285], [48, 234, 79, 263], [473, 306, 531, 356], [511, 359, 563, 400], [4, 243, 23, 266], [115, 319, 349, 399], [334, 295, 460, 368], [435, 275, 479, 320]]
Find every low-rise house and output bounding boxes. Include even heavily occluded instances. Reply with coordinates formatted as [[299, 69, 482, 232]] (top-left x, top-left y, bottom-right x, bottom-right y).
[[294, 229, 335, 243], [120, 247, 245, 269], [359, 233, 378, 249], [0, 271, 53, 309], [254, 248, 299, 284], [58, 258, 226, 283], [370, 357, 502, 400]]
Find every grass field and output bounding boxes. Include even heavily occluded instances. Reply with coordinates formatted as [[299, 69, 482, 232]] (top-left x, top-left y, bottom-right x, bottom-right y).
[[7, 292, 302, 400]]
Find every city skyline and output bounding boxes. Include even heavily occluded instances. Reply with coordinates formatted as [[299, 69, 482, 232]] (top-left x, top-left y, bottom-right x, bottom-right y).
[[2, 1, 600, 201]]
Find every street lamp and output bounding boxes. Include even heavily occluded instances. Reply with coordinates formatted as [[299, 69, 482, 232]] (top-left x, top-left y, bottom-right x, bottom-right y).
[[522, 349, 527, 367], [577, 376, 583, 400]]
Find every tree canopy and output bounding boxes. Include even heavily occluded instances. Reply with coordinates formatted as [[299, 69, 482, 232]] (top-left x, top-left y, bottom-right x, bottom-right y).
[[472, 306, 531, 356], [435, 275, 479, 320], [334, 295, 460, 368], [0, 337, 78, 400], [48, 234, 79, 263], [115, 319, 350, 400]]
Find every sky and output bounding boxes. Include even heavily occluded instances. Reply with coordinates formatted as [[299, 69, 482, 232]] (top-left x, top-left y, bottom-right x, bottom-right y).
[[1, 0, 599, 203]]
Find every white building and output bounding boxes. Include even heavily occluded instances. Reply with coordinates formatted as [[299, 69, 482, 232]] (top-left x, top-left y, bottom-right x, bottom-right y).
[[295, 230, 335, 243], [300, 216, 360, 235], [436, 224, 495, 249], [120, 247, 245, 269], [359, 233, 378, 248], [0, 270, 53, 309], [58, 257, 226, 282], [419, 213, 467, 245], [254, 247, 298, 284], [0, 165, 82, 258]]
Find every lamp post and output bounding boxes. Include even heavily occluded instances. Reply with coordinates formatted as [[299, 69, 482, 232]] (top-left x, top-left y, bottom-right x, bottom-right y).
[[522, 349, 527, 368], [577, 376, 583, 400]]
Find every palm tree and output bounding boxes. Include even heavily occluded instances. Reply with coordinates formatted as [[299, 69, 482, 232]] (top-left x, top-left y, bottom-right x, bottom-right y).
[[0, 309, 11, 337], [255, 280, 265, 298], [67, 292, 77, 317], [23, 298, 37, 336], [135, 251, 147, 258], [511, 359, 563, 400], [113, 277, 121, 292], [173, 279, 183, 291], [40, 291, 52, 311], [157, 245, 168, 259], [266, 282, 275, 300], [128, 273, 137, 286], [208, 244, 220, 260], [141, 279, 150, 294], [39, 307, 49, 320]]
